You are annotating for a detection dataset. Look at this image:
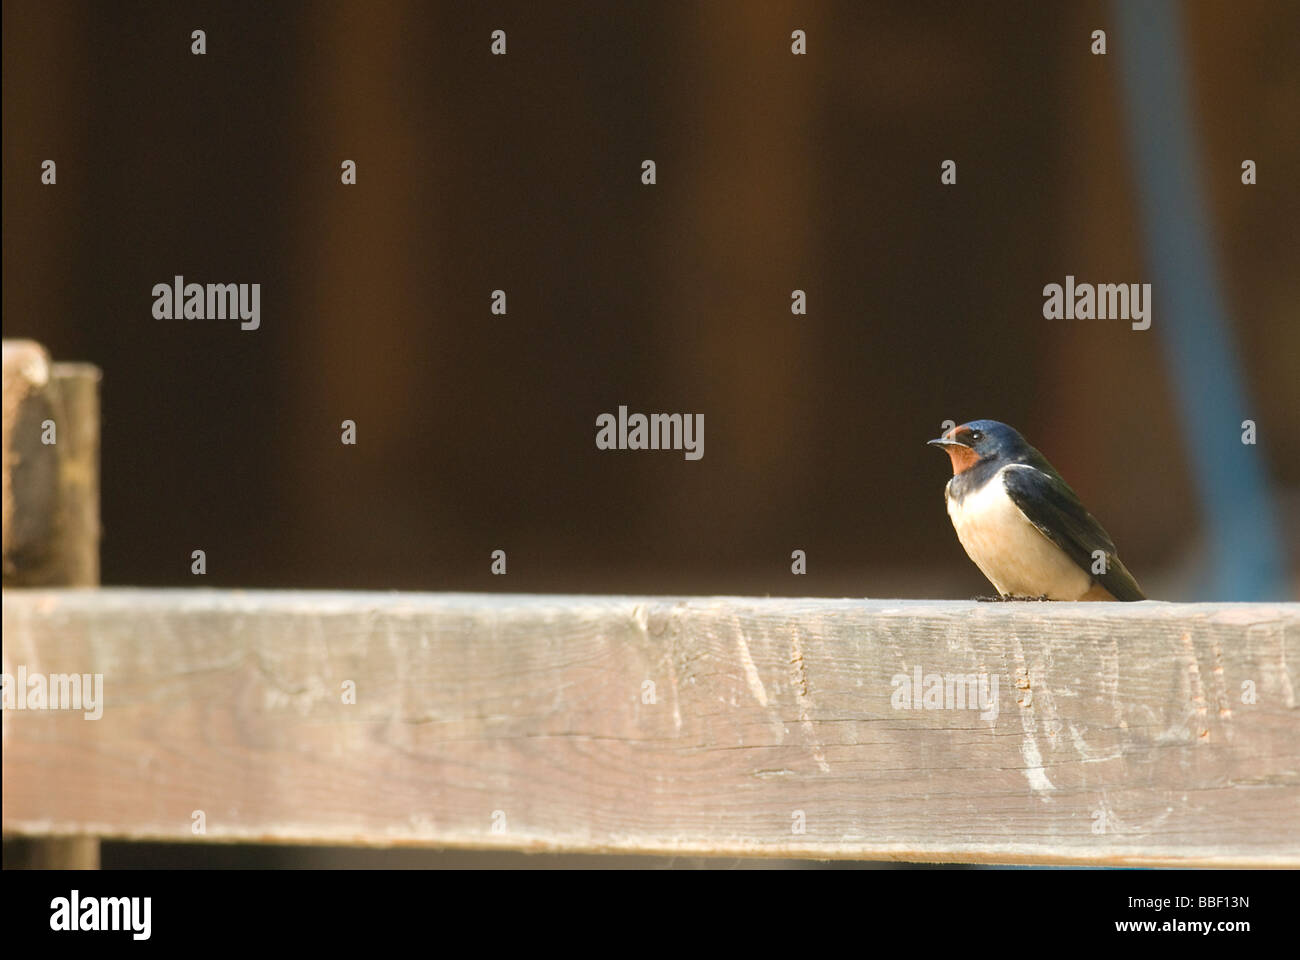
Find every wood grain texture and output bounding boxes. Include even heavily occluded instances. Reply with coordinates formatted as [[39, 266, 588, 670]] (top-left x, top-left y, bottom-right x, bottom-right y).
[[3, 590, 1297, 865]]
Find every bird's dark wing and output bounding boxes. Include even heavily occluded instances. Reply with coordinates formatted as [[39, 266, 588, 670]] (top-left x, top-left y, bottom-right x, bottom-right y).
[[1001, 464, 1145, 601]]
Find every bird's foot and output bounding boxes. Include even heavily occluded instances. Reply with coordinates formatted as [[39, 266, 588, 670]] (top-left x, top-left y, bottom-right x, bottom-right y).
[[974, 595, 1006, 602], [1001, 593, 1052, 602]]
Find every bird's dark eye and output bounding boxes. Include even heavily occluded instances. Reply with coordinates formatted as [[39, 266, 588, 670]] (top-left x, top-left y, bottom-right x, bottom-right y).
[[970, 431, 983, 442]]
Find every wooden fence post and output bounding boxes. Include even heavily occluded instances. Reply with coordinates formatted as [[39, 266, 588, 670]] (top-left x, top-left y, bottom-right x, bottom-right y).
[[2, 339, 101, 869]]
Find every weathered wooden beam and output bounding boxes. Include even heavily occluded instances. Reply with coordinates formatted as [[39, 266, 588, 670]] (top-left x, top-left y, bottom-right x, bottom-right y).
[[2, 590, 1297, 865], [2, 340, 101, 869]]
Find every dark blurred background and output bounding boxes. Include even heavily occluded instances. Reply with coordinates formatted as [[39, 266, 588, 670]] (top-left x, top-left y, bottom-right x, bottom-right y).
[[5, 0, 1299, 602]]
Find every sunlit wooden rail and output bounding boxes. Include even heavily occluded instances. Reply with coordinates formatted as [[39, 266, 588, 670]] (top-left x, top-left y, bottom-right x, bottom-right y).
[[4, 589, 1297, 866]]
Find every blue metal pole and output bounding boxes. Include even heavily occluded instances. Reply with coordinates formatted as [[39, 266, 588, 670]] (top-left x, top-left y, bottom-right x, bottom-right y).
[[1113, 0, 1288, 599]]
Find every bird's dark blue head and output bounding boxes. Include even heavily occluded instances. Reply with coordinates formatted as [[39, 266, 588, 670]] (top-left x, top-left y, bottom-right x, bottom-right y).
[[927, 419, 1032, 475]]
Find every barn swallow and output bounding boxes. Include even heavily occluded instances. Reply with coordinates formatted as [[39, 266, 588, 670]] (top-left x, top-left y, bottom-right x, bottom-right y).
[[928, 420, 1145, 601]]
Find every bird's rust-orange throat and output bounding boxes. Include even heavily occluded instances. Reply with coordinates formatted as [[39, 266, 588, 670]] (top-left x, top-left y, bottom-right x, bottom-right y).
[[943, 445, 980, 475]]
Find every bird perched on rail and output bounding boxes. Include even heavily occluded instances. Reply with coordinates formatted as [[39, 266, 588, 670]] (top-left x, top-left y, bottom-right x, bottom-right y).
[[928, 420, 1144, 601]]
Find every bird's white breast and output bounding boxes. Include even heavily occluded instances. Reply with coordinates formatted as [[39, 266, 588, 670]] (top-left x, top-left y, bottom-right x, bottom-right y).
[[947, 465, 1091, 600]]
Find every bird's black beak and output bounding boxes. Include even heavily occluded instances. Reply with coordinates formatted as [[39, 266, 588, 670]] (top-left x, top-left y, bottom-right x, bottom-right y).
[[927, 436, 967, 449]]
